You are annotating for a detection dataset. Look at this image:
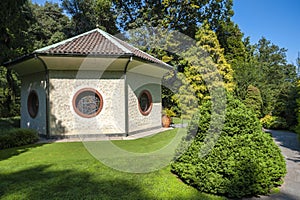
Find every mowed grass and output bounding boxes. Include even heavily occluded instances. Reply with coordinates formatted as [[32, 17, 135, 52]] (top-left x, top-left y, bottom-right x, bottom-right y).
[[0, 129, 225, 200]]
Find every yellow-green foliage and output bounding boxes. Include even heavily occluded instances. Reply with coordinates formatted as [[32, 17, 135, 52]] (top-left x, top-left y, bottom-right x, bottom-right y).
[[194, 23, 235, 92], [174, 23, 234, 119], [260, 115, 288, 130]]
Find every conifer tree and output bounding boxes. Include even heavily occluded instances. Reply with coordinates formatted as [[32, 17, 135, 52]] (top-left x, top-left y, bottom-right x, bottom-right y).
[[174, 23, 234, 118]]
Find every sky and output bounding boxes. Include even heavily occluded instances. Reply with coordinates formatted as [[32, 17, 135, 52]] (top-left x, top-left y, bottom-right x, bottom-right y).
[[33, 0, 300, 64], [233, 0, 300, 64]]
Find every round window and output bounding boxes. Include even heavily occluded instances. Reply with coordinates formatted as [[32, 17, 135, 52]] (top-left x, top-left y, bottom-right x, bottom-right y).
[[138, 90, 152, 116], [27, 90, 39, 118], [73, 88, 103, 118]]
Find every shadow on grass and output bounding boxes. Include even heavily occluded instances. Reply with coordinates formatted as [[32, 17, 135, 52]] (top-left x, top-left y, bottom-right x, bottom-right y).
[[0, 165, 151, 200], [0, 143, 48, 161]]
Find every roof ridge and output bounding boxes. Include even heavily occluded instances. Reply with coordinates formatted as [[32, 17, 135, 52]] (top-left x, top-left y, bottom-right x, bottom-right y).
[[113, 36, 169, 66], [34, 29, 100, 53], [96, 29, 132, 54]]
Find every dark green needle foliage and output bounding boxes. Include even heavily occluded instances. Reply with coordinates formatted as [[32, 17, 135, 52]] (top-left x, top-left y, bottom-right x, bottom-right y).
[[172, 94, 286, 198]]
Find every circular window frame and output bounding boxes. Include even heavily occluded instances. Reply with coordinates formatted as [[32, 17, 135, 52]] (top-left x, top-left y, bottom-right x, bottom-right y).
[[138, 90, 153, 116], [72, 88, 103, 118], [27, 90, 39, 118]]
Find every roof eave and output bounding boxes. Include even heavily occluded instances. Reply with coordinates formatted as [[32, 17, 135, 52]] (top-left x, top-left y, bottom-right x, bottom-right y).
[[3, 53, 36, 68], [132, 55, 173, 70], [3, 52, 134, 68], [4, 52, 173, 71]]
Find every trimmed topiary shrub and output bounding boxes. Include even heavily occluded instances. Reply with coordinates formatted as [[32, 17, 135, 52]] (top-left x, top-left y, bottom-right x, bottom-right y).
[[243, 85, 263, 118], [260, 115, 288, 130], [171, 95, 286, 198], [0, 128, 39, 149]]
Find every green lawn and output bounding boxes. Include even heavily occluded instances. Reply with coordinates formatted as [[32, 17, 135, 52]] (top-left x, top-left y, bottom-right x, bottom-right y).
[[0, 129, 225, 200], [172, 117, 190, 125]]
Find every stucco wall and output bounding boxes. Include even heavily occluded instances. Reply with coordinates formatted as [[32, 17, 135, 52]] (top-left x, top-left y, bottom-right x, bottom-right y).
[[49, 70, 125, 136], [127, 72, 162, 134], [20, 72, 47, 135]]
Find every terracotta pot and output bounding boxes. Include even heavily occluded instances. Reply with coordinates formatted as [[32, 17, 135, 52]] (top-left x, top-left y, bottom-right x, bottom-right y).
[[162, 115, 171, 128]]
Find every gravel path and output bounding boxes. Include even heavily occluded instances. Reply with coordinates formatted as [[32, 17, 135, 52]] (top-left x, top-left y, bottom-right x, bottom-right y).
[[244, 130, 300, 200]]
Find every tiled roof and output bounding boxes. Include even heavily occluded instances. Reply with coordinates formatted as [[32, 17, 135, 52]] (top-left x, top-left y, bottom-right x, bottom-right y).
[[35, 28, 170, 68]]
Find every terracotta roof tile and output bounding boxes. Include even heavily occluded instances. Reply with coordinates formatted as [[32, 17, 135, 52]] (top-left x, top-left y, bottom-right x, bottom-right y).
[[35, 28, 170, 68]]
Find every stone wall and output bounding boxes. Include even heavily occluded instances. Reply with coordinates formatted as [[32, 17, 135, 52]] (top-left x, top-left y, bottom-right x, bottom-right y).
[[20, 72, 47, 135], [127, 72, 162, 134], [25, 69, 164, 137], [49, 70, 125, 136]]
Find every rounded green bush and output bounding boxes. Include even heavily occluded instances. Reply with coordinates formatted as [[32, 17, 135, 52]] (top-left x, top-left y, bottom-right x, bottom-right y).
[[172, 95, 286, 198]]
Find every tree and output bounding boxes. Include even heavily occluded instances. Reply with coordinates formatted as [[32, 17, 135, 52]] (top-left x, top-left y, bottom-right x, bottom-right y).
[[194, 23, 234, 92], [231, 37, 262, 100], [295, 79, 300, 134], [28, 1, 71, 49], [232, 36, 297, 128], [113, 0, 234, 38], [0, 0, 33, 63], [62, 0, 118, 35], [294, 54, 300, 133], [215, 20, 246, 63], [182, 22, 234, 95], [0, 1, 71, 117], [296, 52, 300, 76], [173, 23, 234, 118], [254, 37, 296, 117], [0, 0, 34, 117]]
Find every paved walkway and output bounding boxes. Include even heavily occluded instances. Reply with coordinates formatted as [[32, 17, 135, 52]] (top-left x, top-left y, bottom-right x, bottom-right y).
[[38, 127, 173, 143], [244, 130, 300, 200]]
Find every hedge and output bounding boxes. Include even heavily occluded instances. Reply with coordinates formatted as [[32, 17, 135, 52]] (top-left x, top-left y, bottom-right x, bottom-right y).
[[0, 116, 20, 129], [0, 128, 39, 149]]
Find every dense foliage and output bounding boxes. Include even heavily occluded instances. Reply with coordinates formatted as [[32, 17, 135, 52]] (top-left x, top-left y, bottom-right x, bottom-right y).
[[0, 0, 298, 127], [0, 128, 39, 149], [295, 78, 300, 134], [172, 22, 234, 118], [230, 37, 297, 130], [0, 116, 20, 129], [62, 0, 118, 35], [113, 0, 234, 37], [0, 0, 297, 197], [172, 95, 286, 198], [260, 115, 288, 130], [243, 85, 263, 117]]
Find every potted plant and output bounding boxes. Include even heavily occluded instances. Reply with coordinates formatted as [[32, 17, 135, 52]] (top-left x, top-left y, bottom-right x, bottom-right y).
[[162, 108, 176, 128]]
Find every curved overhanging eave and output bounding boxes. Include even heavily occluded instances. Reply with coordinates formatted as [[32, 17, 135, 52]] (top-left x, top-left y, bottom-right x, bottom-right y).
[[6, 53, 173, 78]]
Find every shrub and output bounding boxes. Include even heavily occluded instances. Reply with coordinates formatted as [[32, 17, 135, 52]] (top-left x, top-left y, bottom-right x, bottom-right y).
[[243, 85, 263, 118], [171, 95, 286, 198], [0, 116, 20, 129], [260, 115, 288, 130], [0, 128, 39, 149]]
